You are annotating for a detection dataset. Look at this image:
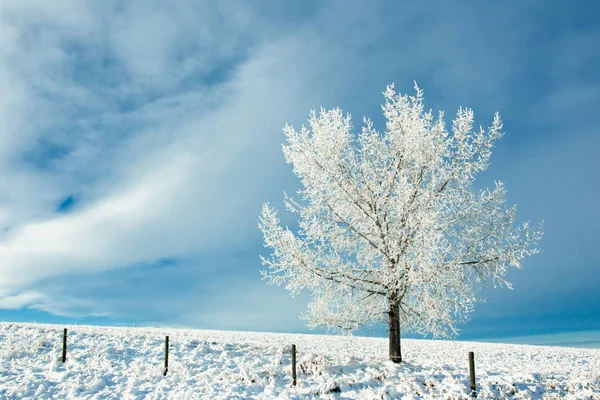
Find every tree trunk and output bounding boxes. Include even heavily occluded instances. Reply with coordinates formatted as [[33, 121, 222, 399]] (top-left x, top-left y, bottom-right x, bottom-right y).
[[388, 302, 402, 363]]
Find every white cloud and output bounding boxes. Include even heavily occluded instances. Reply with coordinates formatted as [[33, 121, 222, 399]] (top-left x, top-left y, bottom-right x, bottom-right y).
[[0, 1, 355, 314], [0, 291, 46, 309]]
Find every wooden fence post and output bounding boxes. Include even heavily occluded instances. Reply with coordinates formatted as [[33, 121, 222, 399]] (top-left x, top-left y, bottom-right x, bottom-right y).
[[163, 335, 169, 376], [61, 328, 67, 363], [468, 351, 476, 397], [291, 344, 297, 386]]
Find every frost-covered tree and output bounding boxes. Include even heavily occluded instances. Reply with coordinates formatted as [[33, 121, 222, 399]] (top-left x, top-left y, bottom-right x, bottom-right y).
[[259, 84, 542, 362]]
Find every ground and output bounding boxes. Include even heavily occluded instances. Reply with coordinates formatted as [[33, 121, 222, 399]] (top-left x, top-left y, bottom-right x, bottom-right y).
[[0, 322, 598, 399]]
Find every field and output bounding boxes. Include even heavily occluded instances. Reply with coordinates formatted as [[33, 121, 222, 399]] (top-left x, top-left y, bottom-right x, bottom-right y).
[[0, 322, 598, 399]]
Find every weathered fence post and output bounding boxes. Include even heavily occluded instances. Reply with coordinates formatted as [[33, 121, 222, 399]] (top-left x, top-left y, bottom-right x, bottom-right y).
[[163, 335, 169, 376], [468, 351, 476, 397], [291, 344, 297, 386], [61, 328, 67, 363]]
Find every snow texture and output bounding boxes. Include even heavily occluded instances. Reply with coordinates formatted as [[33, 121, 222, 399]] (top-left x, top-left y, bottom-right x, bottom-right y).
[[0, 322, 598, 399]]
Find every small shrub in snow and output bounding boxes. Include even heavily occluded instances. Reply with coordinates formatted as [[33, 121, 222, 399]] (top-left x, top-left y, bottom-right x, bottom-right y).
[[315, 379, 341, 395], [298, 353, 330, 376]]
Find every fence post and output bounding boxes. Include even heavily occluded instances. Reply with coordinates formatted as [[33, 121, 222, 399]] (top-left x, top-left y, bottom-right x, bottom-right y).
[[291, 344, 297, 386], [61, 328, 67, 363], [163, 336, 169, 376], [468, 351, 476, 397]]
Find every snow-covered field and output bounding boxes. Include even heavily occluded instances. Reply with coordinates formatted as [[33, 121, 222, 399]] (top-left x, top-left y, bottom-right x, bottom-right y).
[[0, 322, 598, 399]]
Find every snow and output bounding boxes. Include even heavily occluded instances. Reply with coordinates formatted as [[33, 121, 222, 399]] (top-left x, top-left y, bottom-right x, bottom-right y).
[[0, 322, 598, 399]]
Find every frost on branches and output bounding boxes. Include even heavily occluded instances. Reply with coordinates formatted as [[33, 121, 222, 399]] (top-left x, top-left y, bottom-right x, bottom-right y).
[[259, 84, 542, 363]]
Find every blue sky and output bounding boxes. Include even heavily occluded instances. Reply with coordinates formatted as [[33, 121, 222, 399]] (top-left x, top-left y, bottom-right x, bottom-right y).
[[0, 1, 598, 347]]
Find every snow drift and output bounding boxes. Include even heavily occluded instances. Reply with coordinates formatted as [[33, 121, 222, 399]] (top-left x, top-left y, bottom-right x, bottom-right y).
[[0, 322, 598, 399]]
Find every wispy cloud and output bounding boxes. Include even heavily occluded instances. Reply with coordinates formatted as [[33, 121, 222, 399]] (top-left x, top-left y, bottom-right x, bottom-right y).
[[0, 1, 355, 313]]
